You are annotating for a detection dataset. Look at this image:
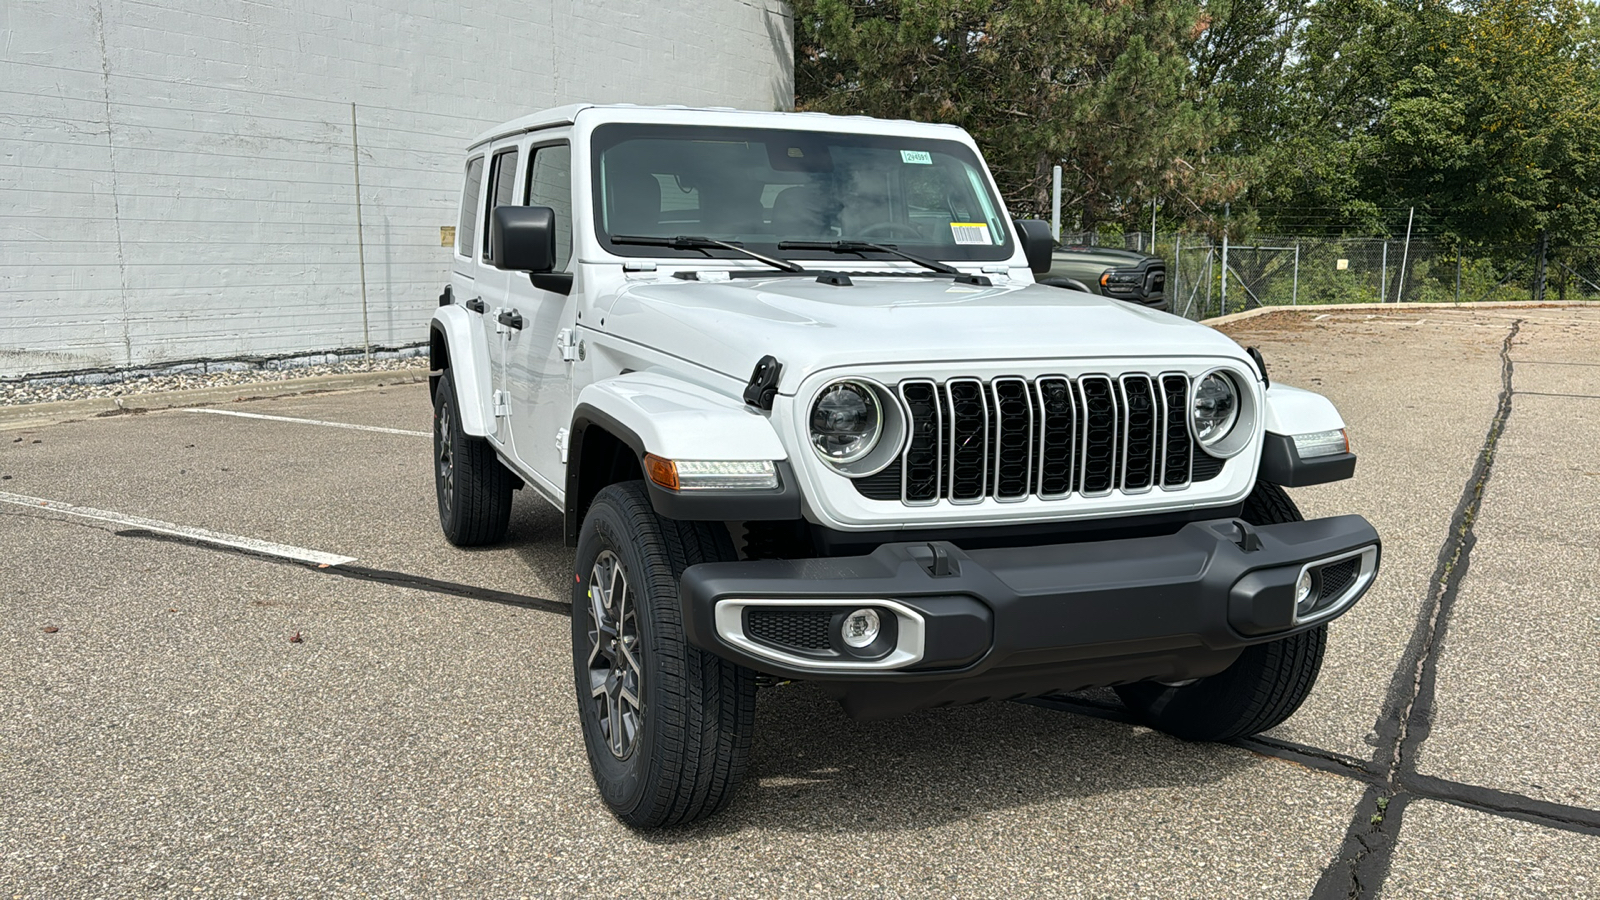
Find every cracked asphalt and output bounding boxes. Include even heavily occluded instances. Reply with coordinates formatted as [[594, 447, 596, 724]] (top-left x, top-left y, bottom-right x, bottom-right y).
[[2, 305, 1597, 898]]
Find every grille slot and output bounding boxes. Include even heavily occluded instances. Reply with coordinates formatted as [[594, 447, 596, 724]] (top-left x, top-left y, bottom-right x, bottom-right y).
[[854, 372, 1230, 504], [746, 609, 833, 653], [1161, 374, 1192, 487], [900, 380, 943, 504], [1079, 375, 1120, 496], [1119, 375, 1158, 492], [991, 378, 1033, 500], [947, 379, 989, 503], [1035, 377, 1076, 499]]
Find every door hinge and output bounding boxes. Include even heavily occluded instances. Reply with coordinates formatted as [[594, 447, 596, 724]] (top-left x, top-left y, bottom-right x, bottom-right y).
[[556, 427, 570, 463], [493, 389, 510, 418], [558, 328, 578, 362]]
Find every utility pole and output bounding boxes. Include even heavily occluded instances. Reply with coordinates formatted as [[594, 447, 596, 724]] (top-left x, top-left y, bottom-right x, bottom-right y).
[[1396, 206, 1414, 304], [1534, 230, 1549, 302], [351, 102, 371, 361], [1380, 242, 1388, 304], [1220, 203, 1229, 314], [1292, 242, 1300, 306], [1051, 165, 1062, 242], [1150, 198, 1157, 250]]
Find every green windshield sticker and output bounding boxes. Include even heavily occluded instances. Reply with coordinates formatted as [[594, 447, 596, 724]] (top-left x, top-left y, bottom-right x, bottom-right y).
[[900, 150, 933, 165]]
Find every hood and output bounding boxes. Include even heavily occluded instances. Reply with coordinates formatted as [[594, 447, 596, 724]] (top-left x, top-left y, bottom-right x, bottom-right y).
[[1053, 246, 1158, 266], [598, 274, 1245, 391]]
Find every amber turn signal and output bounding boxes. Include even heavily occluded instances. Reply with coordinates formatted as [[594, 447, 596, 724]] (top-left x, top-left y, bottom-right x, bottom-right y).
[[643, 453, 679, 491]]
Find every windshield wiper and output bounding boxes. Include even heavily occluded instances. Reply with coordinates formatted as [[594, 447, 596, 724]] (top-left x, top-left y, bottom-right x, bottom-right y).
[[777, 240, 960, 276], [611, 235, 804, 273]]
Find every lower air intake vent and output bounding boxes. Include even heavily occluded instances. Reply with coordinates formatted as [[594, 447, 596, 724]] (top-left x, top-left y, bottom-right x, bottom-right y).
[[1318, 558, 1360, 601], [746, 609, 833, 653]]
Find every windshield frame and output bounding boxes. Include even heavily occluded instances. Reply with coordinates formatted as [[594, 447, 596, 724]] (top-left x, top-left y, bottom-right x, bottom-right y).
[[589, 122, 1016, 265]]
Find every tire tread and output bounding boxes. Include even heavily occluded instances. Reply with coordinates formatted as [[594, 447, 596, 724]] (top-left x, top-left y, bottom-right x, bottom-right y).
[[434, 374, 514, 546], [576, 482, 753, 827]]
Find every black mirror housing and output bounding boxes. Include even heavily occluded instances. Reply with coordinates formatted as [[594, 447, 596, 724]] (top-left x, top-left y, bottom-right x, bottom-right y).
[[491, 205, 557, 272], [1013, 219, 1055, 275]]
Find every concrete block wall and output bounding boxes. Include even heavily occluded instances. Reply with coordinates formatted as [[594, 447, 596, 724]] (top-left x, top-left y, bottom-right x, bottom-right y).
[[0, 0, 794, 379]]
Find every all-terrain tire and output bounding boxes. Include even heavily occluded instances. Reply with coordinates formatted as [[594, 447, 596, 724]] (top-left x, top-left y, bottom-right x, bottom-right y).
[[432, 372, 514, 546], [1114, 482, 1328, 741], [572, 481, 756, 828]]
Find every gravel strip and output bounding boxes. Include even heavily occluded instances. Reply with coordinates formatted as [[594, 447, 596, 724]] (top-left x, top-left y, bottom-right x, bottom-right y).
[[0, 349, 428, 406]]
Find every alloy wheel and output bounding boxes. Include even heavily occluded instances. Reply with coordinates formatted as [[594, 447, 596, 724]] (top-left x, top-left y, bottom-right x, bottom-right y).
[[586, 549, 643, 759], [436, 401, 454, 516]]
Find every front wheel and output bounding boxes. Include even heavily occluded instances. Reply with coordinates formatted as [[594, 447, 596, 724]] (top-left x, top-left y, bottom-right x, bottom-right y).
[[571, 481, 756, 827], [1115, 482, 1327, 741]]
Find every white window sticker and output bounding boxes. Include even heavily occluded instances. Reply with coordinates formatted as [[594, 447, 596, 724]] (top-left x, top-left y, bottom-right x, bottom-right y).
[[900, 149, 933, 165], [950, 222, 992, 245]]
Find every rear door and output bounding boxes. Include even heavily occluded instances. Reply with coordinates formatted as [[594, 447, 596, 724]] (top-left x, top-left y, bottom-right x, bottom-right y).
[[476, 144, 522, 446], [451, 153, 492, 427]]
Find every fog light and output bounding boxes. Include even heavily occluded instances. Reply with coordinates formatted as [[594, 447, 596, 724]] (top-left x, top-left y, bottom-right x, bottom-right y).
[[841, 608, 881, 648], [1295, 569, 1316, 615]]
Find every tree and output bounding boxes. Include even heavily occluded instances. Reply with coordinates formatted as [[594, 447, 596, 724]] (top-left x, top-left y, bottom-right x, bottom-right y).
[[792, 0, 1242, 230], [1373, 0, 1600, 246]]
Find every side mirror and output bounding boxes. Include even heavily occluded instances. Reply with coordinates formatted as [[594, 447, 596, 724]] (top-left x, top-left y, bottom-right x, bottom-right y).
[[491, 206, 557, 272], [1013, 219, 1055, 275]]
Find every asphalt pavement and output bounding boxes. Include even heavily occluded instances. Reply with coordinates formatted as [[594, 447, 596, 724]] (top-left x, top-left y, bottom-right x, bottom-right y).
[[2, 305, 1597, 898]]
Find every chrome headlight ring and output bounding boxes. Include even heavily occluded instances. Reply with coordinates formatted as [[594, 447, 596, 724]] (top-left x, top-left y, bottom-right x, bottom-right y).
[[808, 377, 907, 477], [1190, 367, 1255, 459]]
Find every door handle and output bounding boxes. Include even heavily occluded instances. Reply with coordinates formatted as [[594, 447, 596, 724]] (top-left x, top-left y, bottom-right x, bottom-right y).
[[497, 309, 524, 330], [465, 297, 486, 314]]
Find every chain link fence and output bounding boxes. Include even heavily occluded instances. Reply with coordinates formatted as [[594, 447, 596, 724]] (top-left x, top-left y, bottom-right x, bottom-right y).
[[1066, 232, 1600, 321]]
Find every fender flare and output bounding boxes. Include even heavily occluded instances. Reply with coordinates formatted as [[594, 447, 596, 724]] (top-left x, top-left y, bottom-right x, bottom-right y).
[[429, 305, 493, 437], [1262, 383, 1346, 435], [1260, 384, 1356, 486], [566, 373, 798, 544]]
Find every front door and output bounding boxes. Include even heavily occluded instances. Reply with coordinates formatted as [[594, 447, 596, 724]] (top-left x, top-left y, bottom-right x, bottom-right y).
[[505, 139, 578, 496]]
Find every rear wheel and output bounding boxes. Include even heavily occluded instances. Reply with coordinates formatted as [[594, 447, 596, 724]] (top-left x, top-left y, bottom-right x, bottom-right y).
[[572, 481, 756, 827], [432, 372, 514, 546], [1115, 482, 1328, 741]]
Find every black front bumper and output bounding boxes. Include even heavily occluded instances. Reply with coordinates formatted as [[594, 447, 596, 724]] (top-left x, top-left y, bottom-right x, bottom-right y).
[[680, 515, 1380, 719]]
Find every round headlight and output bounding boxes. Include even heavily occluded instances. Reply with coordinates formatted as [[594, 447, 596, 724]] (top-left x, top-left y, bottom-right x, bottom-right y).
[[811, 381, 882, 464], [1191, 372, 1240, 446]]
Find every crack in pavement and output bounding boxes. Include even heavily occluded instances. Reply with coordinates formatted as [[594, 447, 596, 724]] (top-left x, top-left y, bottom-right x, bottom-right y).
[[1311, 318, 1524, 900], [22, 377, 1600, 883]]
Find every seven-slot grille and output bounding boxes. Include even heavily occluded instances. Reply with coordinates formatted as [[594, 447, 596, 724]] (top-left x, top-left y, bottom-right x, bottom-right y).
[[873, 373, 1211, 505]]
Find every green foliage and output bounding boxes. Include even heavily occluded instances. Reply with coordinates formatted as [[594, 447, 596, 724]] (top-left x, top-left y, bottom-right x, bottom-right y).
[[792, 0, 1242, 229], [1229, 0, 1600, 248], [792, 0, 1600, 250]]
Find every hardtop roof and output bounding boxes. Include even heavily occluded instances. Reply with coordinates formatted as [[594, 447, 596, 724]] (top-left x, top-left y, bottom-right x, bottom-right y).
[[466, 104, 967, 151]]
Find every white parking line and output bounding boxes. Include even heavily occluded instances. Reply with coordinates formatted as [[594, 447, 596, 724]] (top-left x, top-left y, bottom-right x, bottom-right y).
[[0, 491, 357, 566], [182, 408, 429, 437]]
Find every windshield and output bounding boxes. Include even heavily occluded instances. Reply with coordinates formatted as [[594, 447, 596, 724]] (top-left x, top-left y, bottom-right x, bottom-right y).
[[591, 123, 1014, 263]]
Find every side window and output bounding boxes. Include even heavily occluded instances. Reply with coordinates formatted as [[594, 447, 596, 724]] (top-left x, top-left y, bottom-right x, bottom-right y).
[[457, 156, 484, 259], [526, 144, 573, 272], [481, 148, 520, 262]]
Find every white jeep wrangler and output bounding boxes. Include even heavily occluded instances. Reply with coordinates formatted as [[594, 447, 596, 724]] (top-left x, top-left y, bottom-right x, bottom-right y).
[[429, 104, 1380, 827]]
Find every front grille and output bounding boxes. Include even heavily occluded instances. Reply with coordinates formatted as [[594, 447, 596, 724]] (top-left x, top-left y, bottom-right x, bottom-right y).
[[746, 609, 833, 652], [854, 372, 1230, 505]]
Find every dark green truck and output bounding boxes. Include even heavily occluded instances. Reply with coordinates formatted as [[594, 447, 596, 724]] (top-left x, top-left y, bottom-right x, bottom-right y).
[[1039, 244, 1169, 312]]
